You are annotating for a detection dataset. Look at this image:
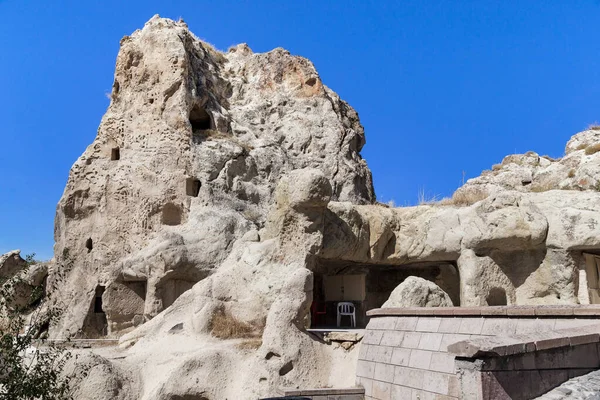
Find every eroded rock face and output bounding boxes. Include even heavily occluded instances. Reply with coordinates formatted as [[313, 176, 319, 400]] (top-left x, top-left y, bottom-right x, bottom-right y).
[[52, 16, 374, 338], [43, 15, 600, 400], [382, 276, 453, 307], [315, 190, 597, 306]]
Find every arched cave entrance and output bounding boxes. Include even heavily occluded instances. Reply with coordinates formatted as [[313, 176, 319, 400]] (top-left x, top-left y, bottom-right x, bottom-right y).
[[310, 259, 460, 328], [81, 285, 108, 338], [158, 279, 197, 310], [154, 268, 211, 314]]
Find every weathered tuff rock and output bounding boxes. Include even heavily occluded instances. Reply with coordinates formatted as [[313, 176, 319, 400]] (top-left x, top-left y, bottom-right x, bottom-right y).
[[382, 276, 453, 307], [62, 353, 139, 400], [52, 15, 373, 338], [40, 15, 600, 400], [113, 165, 600, 399], [0, 250, 48, 309], [0, 250, 28, 279], [454, 128, 600, 199]]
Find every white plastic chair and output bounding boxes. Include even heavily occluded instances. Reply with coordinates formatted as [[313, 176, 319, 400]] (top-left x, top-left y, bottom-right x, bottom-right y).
[[337, 302, 356, 328]]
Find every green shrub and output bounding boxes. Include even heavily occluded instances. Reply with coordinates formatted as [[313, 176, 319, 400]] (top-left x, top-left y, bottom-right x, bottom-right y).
[[0, 255, 80, 399]]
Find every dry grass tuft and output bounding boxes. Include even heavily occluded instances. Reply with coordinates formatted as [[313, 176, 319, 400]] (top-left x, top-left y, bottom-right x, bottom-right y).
[[209, 306, 264, 340], [437, 197, 455, 206], [236, 338, 263, 350], [588, 123, 600, 131], [200, 41, 227, 64], [417, 188, 441, 205], [448, 189, 489, 206], [585, 143, 600, 156], [568, 169, 576, 178], [540, 155, 557, 162]]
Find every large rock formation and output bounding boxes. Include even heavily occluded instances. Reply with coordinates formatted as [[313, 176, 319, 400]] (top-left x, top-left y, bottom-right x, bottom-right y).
[[52, 15, 373, 338], [39, 15, 600, 400]]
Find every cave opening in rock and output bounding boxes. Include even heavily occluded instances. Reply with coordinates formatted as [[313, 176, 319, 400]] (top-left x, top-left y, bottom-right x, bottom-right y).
[[81, 285, 108, 338], [111, 147, 120, 161], [309, 259, 460, 329], [85, 238, 93, 252], [582, 252, 600, 304], [160, 279, 196, 310], [189, 105, 211, 131], [486, 287, 507, 306], [186, 178, 201, 197], [161, 203, 182, 226]]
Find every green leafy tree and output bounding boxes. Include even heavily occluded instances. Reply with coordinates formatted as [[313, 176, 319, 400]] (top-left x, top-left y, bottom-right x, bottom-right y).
[[0, 253, 77, 400]]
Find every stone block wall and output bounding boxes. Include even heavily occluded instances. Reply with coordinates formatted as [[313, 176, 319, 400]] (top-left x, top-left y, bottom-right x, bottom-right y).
[[356, 306, 600, 400], [454, 343, 600, 400]]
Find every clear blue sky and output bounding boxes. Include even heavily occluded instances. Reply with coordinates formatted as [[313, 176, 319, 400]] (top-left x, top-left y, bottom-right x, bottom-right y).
[[1, 1, 599, 260]]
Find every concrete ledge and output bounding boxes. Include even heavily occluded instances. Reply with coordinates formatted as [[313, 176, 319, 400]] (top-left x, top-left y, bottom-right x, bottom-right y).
[[447, 324, 600, 358], [367, 305, 600, 318]]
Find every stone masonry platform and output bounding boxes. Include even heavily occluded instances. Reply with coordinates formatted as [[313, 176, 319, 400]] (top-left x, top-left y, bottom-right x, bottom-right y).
[[367, 305, 600, 317], [356, 306, 600, 400]]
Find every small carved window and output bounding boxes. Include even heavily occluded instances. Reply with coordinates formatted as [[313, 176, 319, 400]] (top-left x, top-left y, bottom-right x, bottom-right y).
[[186, 178, 201, 197]]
